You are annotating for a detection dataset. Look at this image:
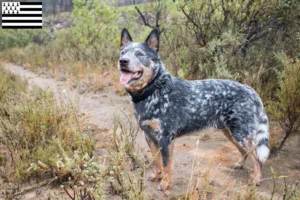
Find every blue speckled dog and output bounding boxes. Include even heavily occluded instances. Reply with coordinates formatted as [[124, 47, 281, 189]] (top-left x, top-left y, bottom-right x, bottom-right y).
[[118, 28, 270, 191]]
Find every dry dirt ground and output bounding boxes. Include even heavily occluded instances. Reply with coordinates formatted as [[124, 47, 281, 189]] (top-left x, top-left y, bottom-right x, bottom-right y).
[[2, 63, 300, 200]]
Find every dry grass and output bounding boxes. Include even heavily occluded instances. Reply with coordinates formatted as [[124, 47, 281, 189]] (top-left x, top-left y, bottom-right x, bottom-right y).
[[0, 71, 144, 198], [1, 47, 126, 96], [0, 65, 94, 186], [57, 113, 146, 199], [173, 139, 300, 200]]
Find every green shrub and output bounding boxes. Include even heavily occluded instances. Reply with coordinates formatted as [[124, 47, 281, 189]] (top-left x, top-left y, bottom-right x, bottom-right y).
[[0, 29, 51, 51], [267, 57, 300, 150], [43, 0, 122, 67], [152, 0, 300, 102]]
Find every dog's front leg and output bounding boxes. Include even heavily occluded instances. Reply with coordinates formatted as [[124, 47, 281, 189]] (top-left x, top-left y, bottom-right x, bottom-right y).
[[158, 138, 174, 191], [145, 137, 163, 182]]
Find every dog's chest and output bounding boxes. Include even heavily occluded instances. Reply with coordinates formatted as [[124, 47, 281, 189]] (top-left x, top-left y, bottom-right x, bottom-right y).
[[133, 93, 173, 134]]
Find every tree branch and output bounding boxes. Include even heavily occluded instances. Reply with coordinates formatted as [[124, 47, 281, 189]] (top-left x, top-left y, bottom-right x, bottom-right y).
[[181, 5, 201, 30], [135, 6, 156, 29]]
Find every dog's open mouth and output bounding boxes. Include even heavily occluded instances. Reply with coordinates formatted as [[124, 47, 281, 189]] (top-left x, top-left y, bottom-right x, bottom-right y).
[[120, 69, 143, 85]]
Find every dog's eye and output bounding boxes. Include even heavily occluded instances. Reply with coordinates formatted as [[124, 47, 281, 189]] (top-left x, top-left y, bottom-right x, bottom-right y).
[[120, 51, 125, 55], [137, 52, 144, 57]]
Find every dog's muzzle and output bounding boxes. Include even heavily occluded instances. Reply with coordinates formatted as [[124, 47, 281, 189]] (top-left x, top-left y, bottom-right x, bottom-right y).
[[119, 58, 129, 69]]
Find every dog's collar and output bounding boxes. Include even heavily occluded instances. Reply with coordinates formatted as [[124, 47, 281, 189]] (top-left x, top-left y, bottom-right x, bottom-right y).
[[129, 70, 172, 104]]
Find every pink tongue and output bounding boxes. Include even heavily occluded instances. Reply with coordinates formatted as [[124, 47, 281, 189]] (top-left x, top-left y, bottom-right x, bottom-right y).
[[120, 71, 134, 85]]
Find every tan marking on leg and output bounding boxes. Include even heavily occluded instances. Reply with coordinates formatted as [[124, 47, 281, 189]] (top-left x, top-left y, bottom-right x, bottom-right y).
[[148, 142, 162, 182], [249, 151, 262, 186], [142, 119, 161, 132], [223, 129, 248, 169], [158, 142, 174, 191], [242, 138, 262, 186]]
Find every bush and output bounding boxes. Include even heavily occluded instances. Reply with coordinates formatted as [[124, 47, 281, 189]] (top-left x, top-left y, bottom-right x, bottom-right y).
[[0, 29, 51, 51], [167, 0, 300, 77], [267, 56, 300, 150], [59, 114, 146, 199], [35, 0, 123, 68], [0, 65, 94, 182], [148, 0, 300, 102]]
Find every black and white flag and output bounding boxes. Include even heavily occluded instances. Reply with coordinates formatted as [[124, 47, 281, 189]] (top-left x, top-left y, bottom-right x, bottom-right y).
[[2, 2, 42, 29]]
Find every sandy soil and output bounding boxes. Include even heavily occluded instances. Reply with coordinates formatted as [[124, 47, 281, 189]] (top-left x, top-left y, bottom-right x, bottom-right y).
[[2, 63, 300, 200]]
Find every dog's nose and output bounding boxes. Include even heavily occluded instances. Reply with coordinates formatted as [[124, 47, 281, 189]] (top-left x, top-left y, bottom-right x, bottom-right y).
[[119, 58, 129, 67]]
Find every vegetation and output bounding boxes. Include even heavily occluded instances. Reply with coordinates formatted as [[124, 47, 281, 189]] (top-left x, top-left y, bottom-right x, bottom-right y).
[[0, 0, 300, 198], [0, 65, 94, 182], [268, 56, 300, 151], [0, 65, 146, 199], [134, 0, 300, 149], [0, 29, 50, 52], [57, 115, 145, 200]]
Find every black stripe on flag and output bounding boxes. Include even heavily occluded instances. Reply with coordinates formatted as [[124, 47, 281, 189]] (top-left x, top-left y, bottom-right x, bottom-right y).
[[20, 8, 42, 11], [2, 20, 42, 23], [2, 14, 42, 17], [20, 2, 42, 5], [2, 26, 42, 29]]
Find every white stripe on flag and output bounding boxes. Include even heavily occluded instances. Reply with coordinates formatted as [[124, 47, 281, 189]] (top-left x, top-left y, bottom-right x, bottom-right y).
[[2, 17, 42, 20], [2, 23, 43, 26], [19, 11, 43, 14], [20, 5, 42, 8]]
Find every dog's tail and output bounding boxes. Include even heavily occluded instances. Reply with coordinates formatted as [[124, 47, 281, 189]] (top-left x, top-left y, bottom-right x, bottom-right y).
[[255, 118, 270, 164]]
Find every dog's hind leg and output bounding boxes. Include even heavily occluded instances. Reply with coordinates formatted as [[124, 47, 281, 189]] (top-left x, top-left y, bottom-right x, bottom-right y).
[[248, 150, 262, 186], [225, 127, 264, 185], [158, 138, 174, 191], [223, 129, 248, 169]]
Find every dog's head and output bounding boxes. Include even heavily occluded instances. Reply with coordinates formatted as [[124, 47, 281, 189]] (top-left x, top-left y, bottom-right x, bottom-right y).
[[118, 28, 161, 93]]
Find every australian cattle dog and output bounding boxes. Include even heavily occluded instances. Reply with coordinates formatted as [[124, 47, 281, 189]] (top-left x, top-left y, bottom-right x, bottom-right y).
[[118, 28, 270, 191]]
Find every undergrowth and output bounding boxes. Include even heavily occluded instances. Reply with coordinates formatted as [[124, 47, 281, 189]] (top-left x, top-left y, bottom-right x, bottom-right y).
[[268, 56, 300, 151], [0, 65, 299, 199], [0, 65, 94, 196], [0, 65, 144, 199], [57, 113, 146, 199]]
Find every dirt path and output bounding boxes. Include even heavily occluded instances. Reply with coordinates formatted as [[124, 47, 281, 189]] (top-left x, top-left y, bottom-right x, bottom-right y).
[[4, 63, 132, 129], [4, 63, 300, 199]]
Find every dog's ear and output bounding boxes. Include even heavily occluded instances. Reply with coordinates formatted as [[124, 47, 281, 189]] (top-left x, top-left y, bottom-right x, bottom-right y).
[[120, 28, 132, 48], [145, 28, 159, 52]]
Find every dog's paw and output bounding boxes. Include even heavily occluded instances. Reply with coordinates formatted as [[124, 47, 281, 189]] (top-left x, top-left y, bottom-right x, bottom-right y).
[[229, 164, 244, 170], [252, 177, 261, 186], [148, 173, 161, 182], [157, 180, 170, 191]]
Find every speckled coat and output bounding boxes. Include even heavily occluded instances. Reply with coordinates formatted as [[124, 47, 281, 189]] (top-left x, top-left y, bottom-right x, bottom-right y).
[[133, 66, 269, 163], [118, 28, 270, 190]]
